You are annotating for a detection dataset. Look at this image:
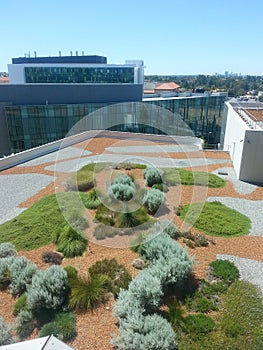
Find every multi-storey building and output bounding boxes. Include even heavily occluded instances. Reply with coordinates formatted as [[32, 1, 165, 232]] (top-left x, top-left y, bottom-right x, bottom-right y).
[[0, 55, 226, 157]]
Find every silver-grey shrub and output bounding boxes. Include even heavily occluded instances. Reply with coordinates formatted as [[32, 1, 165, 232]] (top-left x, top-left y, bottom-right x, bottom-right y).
[[0, 316, 13, 345], [16, 310, 35, 339], [0, 242, 17, 258], [113, 289, 143, 319], [108, 183, 135, 201], [27, 265, 68, 311], [143, 167, 163, 187], [112, 313, 177, 350], [150, 220, 179, 238], [9, 256, 37, 295], [113, 174, 134, 186], [145, 188, 165, 214]]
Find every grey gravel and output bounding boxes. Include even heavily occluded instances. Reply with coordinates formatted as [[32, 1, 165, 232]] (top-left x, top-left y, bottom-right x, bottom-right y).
[[18, 147, 91, 167], [0, 174, 54, 224], [212, 167, 258, 195], [47, 154, 231, 173], [207, 196, 263, 236], [216, 254, 263, 293], [106, 144, 201, 153]]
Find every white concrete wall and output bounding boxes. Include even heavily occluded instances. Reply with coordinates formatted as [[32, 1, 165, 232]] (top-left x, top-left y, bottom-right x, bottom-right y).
[[239, 129, 263, 183], [223, 102, 250, 178]]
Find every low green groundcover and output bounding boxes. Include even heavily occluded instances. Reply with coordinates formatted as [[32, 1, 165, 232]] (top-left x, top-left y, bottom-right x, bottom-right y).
[[180, 201, 251, 237], [0, 192, 89, 250]]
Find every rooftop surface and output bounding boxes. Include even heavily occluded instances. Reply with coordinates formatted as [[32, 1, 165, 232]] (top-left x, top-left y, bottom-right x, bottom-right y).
[[0, 132, 263, 349]]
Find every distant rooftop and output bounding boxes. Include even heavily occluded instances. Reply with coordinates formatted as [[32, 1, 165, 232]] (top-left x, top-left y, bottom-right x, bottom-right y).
[[12, 55, 107, 65], [155, 82, 181, 90]]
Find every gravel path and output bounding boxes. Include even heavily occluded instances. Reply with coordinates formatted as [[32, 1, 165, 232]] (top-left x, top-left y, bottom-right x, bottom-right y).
[[47, 154, 230, 173], [212, 167, 258, 195], [207, 196, 263, 236], [216, 254, 263, 293], [18, 146, 92, 167], [106, 144, 201, 153], [0, 174, 54, 224]]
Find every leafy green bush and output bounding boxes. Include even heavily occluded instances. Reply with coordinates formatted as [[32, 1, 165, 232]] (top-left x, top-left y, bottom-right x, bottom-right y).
[[88, 259, 131, 296], [93, 224, 119, 240], [191, 296, 217, 313], [144, 188, 165, 215], [143, 166, 163, 187], [112, 313, 177, 350], [16, 310, 34, 339], [56, 226, 88, 258], [27, 265, 68, 312], [209, 260, 240, 284], [0, 242, 17, 258], [39, 312, 77, 341], [82, 189, 102, 209], [152, 183, 169, 192], [69, 274, 109, 311], [63, 265, 78, 280], [13, 293, 28, 316], [163, 168, 226, 188], [63, 169, 94, 192], [183, 314, 215, 336], [180, 201, 251, 237], [0, 316, 13, 345]]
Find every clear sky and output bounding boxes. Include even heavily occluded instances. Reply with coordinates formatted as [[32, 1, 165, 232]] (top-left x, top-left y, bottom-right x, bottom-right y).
[[1, 0, 263, 75]]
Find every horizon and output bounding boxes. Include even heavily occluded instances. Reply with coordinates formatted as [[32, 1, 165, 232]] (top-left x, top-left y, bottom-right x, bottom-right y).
[[1, 0, 263, 76]]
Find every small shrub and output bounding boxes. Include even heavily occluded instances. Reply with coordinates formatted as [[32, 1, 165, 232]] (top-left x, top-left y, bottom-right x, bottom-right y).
[[82, 189, 102, 209], [116, 207, 149, 228], [27, 265, 68, 312], [143, 166, 163, 187], [39, 312, 77, 341], [16, 310, 34, 339], [42, 251, 63, 265], [56, 226, 87, 258], [67, 209, 89, 232], [151, 220, 180, 239], [13, 293, 28, 316], [94, 204, 115, 226], [0, 316, 13, 345], [63, 170, 94, 192], [0, 242, 17, 258], [0, 257, 12, 289], [112, 313, 177, 350], [130, 232, 148, 255], [69, 274, 109, 311], [108, 183, 135, 201], [209, 260, 240, 284], [113, 174, 134, 186], [194, 296, 217, 313], [93, 224, 119, 240], [63, 265, 78, 280], [8, 256, 37, 295], [152, 183, 169, 192], [88, 259, 132, 296], [144, 188, 165, 215], [183, 313, 215, 336]]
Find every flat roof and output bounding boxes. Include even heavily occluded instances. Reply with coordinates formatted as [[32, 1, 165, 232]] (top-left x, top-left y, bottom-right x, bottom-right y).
[[12, 55, 107, 65]]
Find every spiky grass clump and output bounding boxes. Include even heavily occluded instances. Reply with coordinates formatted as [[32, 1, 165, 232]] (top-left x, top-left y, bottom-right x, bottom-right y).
[[56, 227, 88, 258]]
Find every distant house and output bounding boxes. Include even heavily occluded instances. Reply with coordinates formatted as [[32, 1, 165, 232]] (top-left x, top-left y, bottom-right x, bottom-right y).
[[0, 335, 74, 350], [154, 82, 180, 93]]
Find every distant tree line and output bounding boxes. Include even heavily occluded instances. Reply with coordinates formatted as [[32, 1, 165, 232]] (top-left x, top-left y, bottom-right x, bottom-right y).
[[145, 75, 263, 97]]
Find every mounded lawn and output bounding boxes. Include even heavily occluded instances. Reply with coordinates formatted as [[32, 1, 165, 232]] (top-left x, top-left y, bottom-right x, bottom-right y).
[[0, 192, 89, 251], [162, 168, 226, 188], [180, 201, 251, 237]]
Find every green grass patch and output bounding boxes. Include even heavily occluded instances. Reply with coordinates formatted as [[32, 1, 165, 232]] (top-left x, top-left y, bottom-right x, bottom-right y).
[[0, 192, 89, 251], [180, 201, 251, 237], [162, 168, 226, 188]]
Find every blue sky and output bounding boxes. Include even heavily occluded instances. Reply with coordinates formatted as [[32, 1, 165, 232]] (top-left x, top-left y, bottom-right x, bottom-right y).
[[1, 0, 263, 75]]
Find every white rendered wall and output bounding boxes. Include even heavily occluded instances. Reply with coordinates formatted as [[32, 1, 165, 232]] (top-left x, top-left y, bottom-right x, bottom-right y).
[[8, 64, 25, 83], [239, 129, 263, 183], [223, 102, 250, 178]]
